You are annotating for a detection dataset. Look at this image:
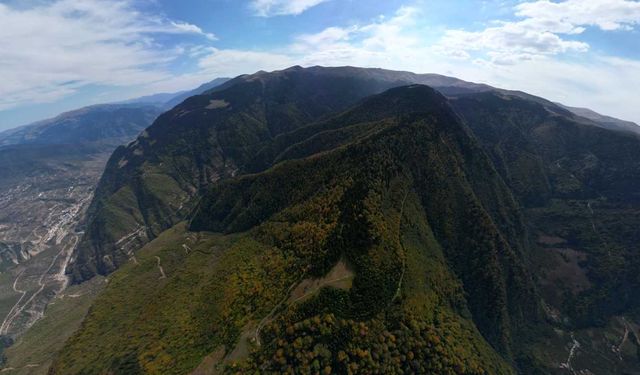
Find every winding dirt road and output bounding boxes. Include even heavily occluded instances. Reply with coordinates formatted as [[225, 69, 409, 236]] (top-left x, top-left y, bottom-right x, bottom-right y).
[[0, 270, 27, 335], [154, 256, 167, 279]]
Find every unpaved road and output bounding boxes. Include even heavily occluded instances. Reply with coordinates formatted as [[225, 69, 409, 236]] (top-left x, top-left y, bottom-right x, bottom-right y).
[[0, 271, 27, 335], [155, 256, 167, 279]]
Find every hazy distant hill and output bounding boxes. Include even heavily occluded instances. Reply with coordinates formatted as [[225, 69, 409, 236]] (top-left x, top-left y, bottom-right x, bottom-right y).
[[0, 104, 163, 148], [559, 104, 640, 135]]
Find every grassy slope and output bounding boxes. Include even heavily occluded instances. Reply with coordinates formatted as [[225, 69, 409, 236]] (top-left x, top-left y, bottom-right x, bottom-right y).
[[2, 276, 105, 374], [49, 223, 299, 374]]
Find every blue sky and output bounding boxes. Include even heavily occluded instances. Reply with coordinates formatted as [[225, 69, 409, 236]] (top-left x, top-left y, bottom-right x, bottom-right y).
[[1, 0, 639, 130]]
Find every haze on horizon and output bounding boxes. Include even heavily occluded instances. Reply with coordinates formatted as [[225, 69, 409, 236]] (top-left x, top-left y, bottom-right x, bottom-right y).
[[1, 0, 639, 131]]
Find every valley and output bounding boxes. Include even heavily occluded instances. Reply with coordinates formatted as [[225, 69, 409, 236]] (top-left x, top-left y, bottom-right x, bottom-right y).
[[0, 151, 108, 338]]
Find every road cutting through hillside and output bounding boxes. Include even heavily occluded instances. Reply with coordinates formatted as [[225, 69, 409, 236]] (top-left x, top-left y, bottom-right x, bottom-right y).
[[391, 189, 410, 305], [613, 318, 630, 360], [0, 270, 27, 335], [1, 234, 80, 334], [560, 333, 580, 373], [155, 256, 167, 279], [254, 279, 302, 346]]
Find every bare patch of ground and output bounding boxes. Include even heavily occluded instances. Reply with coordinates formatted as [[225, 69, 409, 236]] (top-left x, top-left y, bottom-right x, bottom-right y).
[[226, 323, 256, 363], [537, 246, 590, 309], [206, 100, 230, 110], [537, 234, 568, 246], [191, 346, 226, 375], [289, 258, 354, 303]]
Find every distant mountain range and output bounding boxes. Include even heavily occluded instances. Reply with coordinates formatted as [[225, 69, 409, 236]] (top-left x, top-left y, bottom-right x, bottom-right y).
[[558, 104, 640, 135], [0, 104, 162, 148]]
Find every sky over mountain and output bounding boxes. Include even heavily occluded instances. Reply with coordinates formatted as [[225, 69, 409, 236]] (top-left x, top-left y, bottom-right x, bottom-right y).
[[1, 0, 639, 130]]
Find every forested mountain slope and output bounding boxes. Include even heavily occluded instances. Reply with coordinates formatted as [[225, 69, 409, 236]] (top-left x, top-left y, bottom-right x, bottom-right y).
[[52, 66, 640, 374], [68, 66, 487, 281], [52, 85, 542, 374]]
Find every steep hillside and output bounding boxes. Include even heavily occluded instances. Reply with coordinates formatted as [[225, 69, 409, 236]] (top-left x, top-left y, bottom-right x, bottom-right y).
[[69, 66, 635, 284], [52, 85, 542, 374], [559, 104, 640, 136], [451, 92, 640, 373], [68, 66, 440, 281]]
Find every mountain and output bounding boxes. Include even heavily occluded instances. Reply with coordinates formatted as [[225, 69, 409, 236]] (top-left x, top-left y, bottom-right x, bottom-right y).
[[558, 104, 640, 136], [50, 66, 640, 374], [121, 77, 231, 110], [0, 66, 634, 373], [163, 77, 231, 109], [451, 91, 640, 373], [0, 104, 162, 148], [65, 66, 525, 282], [0, 77, 230, 367], [52, 84, 535, 374]]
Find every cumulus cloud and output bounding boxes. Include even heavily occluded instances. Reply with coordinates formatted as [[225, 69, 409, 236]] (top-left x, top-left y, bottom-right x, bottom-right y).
[[0, 0, 215, 111], [289, 6, 424, 67], [437, 0, 640, 65], [516, 0, 640, 31], [250, 0, 332, 16]]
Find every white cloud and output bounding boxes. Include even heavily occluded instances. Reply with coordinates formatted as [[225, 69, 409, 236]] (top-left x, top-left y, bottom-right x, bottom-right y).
[[0, 0, 215, 111], [437, 0, 640, 65], [250, 0, 332, 16], [170, 22, 217, 41], [197, 48, 293, 77], [289, 6, 424, 67], [516, 0, 640, 31]]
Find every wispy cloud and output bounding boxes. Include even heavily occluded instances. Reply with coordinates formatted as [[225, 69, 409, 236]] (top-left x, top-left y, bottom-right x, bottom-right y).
[[198, 48, 293, 76], [250, 0, 332, 16], [0, 0, 214, 111]]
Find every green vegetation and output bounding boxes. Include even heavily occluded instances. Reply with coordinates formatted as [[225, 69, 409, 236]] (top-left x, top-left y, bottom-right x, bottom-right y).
[[52, 85, 540, 374], [2, 276, 105, 375], [50, 68, 640, 374], [50, 223, 299, 374]]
